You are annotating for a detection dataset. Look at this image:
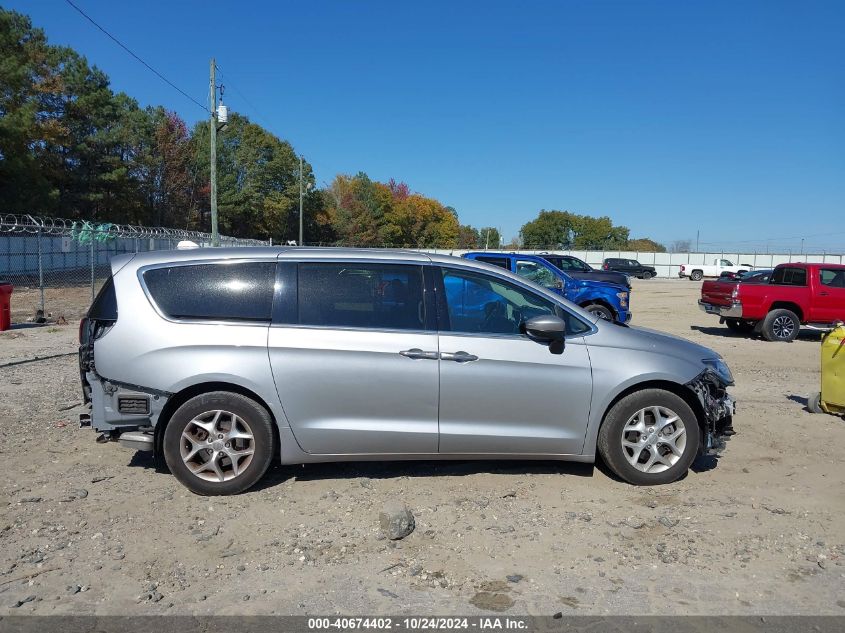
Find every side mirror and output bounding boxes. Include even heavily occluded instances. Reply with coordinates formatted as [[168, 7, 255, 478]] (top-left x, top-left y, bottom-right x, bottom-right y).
[[554, 279, 564, 290], [522, 315, 567, 354]]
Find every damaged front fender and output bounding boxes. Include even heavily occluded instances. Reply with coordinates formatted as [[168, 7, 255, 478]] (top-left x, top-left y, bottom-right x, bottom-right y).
[[687, 369, 736, 456]]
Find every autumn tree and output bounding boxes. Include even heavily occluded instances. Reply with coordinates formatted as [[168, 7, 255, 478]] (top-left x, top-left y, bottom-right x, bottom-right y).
[[323, 174, 459, 247]]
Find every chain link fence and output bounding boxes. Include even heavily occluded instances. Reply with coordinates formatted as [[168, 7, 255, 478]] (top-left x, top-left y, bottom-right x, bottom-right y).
[[3, 215, 842, 326], [0, 213, 268, 324]]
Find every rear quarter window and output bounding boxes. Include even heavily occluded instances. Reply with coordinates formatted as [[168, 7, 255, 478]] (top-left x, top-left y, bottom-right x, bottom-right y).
[[143, 261, 276, 322], [88, 276, 117, 321]]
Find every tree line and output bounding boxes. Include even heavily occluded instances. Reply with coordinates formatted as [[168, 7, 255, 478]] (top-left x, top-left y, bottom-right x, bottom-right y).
[[0, 8, 664, 251]]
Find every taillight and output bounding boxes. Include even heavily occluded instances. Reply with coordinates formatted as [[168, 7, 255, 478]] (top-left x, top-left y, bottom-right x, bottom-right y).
[[732, 285, 739, 299], [603, 263, 608, 270], [680, 265, 685, 272]]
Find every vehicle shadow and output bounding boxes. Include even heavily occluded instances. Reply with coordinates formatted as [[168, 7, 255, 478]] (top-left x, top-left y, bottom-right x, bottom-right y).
[[257, 459, 596, 490], [127, 451, 597, 486], [689, 325, 749, 338], [787, 394, 810, 411], [691, 455, 719, 473], [690, 325, 822, 342]]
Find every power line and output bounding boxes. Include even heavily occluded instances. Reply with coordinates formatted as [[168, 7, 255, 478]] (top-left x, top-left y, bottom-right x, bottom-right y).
[[63, 0, 209, 114], [214, 65, 272, 126], [214, 64, 336, 178]]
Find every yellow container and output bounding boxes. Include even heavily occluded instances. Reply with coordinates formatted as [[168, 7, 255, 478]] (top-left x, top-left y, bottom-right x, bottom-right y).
[[820, 323, 845, 414]]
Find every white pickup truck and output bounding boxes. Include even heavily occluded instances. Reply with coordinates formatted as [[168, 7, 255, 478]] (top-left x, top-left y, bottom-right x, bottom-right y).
[[678, 258, 753, 281]]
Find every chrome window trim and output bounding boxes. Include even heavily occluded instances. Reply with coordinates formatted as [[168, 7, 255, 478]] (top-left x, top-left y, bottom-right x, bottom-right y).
[[137, 258, 277, 327], [269, 323, 434, 336]]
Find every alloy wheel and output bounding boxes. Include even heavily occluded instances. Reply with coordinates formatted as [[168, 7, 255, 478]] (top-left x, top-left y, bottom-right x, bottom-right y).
[[180, 410, 255, 482], [772, 315, 795, 340], [620, 406, 686, 473]]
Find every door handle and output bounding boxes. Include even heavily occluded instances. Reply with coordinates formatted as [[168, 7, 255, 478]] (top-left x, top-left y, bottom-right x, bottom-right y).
[[441, 351, 479, 362], [399, 348, 438, 360]]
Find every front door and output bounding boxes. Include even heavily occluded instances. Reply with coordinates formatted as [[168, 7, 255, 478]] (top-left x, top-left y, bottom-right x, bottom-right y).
[[814, 268, 845, 323], [435, 265, 594, 455], [268, 260, 439, 455]]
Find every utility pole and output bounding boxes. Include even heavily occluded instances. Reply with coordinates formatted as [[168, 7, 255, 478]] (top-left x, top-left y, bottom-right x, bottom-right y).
[[209, 58, 219, 247], [299, 156, 304, 247], [695, 229, 700, 252]]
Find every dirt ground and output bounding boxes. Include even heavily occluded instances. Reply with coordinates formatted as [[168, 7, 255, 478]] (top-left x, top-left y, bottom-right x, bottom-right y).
[[1, 278, 843, 616]]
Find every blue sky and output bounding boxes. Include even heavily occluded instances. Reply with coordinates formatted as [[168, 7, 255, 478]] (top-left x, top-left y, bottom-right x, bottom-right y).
[[9, 0, 845, 250]]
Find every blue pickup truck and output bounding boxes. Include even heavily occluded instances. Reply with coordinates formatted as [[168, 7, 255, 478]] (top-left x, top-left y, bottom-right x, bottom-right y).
[[462, 252, 631, 323]]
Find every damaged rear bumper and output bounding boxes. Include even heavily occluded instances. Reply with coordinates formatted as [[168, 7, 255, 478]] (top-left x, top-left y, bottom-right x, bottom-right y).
[[79, 371, 169, 449], [687, 370, 736, 456]]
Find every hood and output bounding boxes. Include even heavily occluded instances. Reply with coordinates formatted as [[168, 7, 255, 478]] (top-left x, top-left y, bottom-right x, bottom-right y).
[[570, 277, 628, 293], [590, 322, 719, 363]]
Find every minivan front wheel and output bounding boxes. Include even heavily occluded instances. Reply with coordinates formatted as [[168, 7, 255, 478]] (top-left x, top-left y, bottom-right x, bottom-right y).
[[597, 389, 700, 485], [163, 391, 275, 495]]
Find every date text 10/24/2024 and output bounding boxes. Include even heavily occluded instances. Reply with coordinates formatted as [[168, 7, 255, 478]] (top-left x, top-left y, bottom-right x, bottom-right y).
[[307, 617, 529, 631]]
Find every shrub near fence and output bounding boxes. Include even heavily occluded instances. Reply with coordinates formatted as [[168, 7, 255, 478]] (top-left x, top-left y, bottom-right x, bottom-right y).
[[0, 214, 267, 323]]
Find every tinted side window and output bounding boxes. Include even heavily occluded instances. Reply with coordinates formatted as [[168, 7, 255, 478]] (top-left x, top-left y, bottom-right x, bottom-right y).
[[771, 267, 807, 286], [144, 262, 275, 322], [820, 269, 845, 288], [475, 256, 510, 270], [298, 262, 425, 330], [89, 275, 117, 321], [440, 267, 590, 336]]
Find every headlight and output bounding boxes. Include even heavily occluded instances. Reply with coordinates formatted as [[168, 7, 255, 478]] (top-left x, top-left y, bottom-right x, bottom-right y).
[[703, 358, 734, 385]]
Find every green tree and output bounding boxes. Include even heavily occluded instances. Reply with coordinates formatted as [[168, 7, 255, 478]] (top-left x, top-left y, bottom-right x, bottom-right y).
[[477, 227, 501, 249], [519, 210, 576, 249], [572, 215, 629, 249], [626, 238, 666, 252], [0, 9, 68, 213], [191, 113, 313, 241]]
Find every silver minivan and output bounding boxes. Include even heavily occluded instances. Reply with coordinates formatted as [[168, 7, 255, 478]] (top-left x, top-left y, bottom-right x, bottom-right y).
[[79, 248, 735, 495]]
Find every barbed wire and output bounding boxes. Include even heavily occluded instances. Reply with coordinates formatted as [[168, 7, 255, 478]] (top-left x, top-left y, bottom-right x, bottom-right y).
[[0, 213, 266, 244]]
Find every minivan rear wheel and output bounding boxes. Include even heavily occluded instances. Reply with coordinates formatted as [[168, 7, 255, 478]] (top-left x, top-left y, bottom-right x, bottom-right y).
[[163, 391, 275, 495], [597, 389, 700, 485]]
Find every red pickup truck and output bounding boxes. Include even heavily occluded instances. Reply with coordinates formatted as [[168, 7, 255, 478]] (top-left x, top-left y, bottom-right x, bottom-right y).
[[698, 262, 845, 341]]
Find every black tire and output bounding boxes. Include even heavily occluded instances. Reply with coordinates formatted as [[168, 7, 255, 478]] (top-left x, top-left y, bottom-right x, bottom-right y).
[[808, 392, 823, 414], [163, 391, 275, 495], [725, 318, 754, 334], [761, 309, 800, 342], [641, 271, 653, 280], [690, 270, 704, 281], [585, 303, 614, 321], [597, 389, 701, 486]]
